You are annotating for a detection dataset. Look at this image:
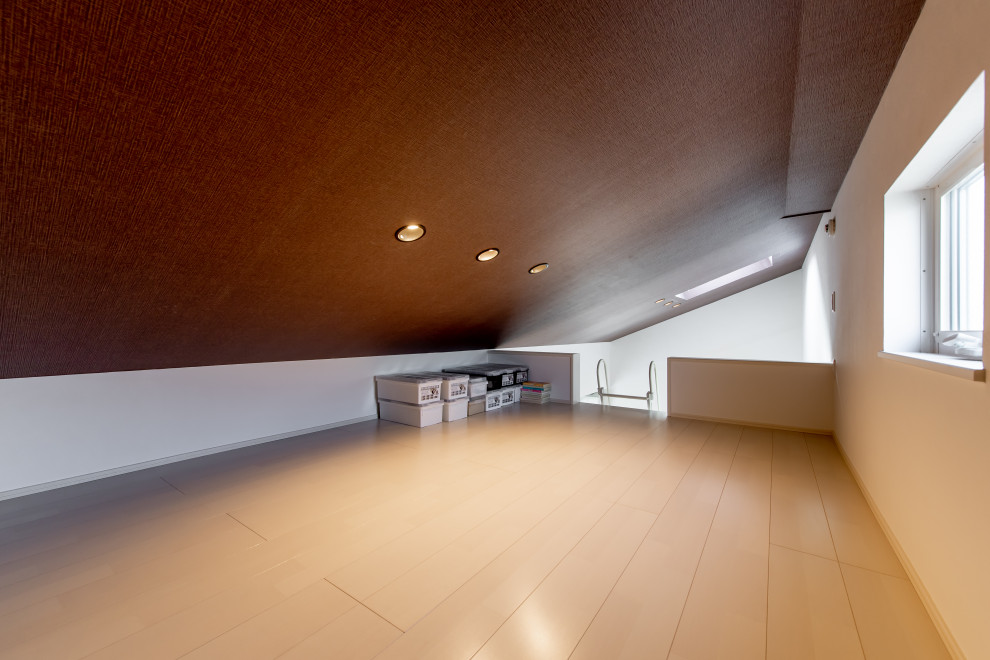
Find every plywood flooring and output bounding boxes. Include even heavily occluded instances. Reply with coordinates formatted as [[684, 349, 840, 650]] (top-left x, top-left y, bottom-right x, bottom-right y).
[[0, 404, 949, 659]]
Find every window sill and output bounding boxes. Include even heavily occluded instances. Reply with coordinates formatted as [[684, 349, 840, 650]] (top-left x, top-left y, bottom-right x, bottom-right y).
[[878, 351, 986, 381]]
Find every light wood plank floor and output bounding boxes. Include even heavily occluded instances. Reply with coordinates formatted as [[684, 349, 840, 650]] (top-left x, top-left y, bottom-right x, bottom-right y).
[[0, 404, 950, 659]]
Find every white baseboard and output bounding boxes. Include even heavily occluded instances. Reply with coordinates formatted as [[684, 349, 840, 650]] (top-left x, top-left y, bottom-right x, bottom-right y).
[[0, 414, 379, 502], [832, 435, 964, 660], [667, 412, 832, 435]]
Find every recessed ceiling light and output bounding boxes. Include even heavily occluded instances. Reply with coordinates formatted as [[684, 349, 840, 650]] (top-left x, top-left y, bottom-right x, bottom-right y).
[[676, 256, 774, 300], [476, 248, 499, 262], [395, 224, 426, 242], [528, 263, 549, 274], [655, 298, 665, 304], [663, 301, 674, 306], [673, 303, 681, 307]]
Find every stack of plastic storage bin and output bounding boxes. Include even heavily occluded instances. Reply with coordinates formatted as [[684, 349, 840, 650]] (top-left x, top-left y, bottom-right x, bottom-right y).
[[488, 363, 530, 385], [442, 363, 528, 413], [408, 372, 469, 421], [466, 377, 487, 416], [375, 374, 444, 427]]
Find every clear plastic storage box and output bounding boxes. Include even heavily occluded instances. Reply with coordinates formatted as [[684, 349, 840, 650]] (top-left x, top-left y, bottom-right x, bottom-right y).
[[467, 397, 486, 416], [468, 377, 488, 398], [442, 398, 468, 422], [443, 365, 516, 390], [378, 399, 443, 427]]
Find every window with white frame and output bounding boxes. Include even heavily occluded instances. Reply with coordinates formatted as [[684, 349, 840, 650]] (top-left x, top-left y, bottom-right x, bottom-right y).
[[882, 72, 985, 370], [934, 157, 984, 358]]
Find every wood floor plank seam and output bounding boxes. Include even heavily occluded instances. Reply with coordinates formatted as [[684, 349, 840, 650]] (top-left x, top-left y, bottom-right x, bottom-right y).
[[320, 577, 405, 634], [804, 433, 868, 660], [365, 428, 671, 641], [356, 430, 654, 635], [462, 499, 621, 660], [225, 512, 270, 543], [516, 493, 659, 657], [323, 461, 593, 592], [472, 502, 658, 660], [333, 426, 643, 608], [569, 423, 730, 660], [0, 508, 252, 593], [0, 524, 274, 655], [666, 425, 760, 660], [159, 476, 186, 495], [167, 579, 352, 659], [599, 420, 700, 509], [367, 491, 617, 659], [0, 513, 260, 623], [767, 541, 839, 560], [75, 557, 314, 658]]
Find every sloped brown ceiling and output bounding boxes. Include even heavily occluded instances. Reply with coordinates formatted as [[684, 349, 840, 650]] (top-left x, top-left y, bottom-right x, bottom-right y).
[[0, 0, 923, 378]]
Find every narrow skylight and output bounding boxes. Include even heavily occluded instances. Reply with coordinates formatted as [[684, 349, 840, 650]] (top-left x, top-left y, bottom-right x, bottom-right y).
[[676, 256, 773, 300]]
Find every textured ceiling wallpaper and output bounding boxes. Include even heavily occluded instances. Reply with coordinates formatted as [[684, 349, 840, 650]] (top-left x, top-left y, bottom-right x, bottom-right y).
[[0, 0, 924, 378]]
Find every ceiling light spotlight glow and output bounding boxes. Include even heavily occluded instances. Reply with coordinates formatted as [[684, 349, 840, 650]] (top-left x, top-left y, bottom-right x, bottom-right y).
[[395, 224, 426, 242], [528, 263, 549, 274], [655, 298, 665, 304], [476, 248, 500, 262], [676, 256, 774, 300]]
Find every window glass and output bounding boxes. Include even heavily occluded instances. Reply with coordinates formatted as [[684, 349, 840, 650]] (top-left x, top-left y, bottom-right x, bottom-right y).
[[938, 164, 984, 333]]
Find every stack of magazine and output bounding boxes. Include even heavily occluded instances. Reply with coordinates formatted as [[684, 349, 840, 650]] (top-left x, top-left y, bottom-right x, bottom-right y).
[[520, 381, 551, 404]]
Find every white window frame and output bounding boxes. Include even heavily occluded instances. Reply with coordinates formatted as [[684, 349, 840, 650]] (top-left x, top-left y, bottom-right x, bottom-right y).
[[930, 144, 984, 357], [880, 72, 985, 380]]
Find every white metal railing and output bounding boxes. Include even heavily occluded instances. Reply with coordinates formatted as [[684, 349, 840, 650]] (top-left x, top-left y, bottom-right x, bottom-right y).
[[595, 359, 659, 412]]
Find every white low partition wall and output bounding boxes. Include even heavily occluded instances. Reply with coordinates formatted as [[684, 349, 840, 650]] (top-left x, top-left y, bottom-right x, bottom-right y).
[[488, 350, 578, 403], [667, 357, 834, 433], [0, 349, 489, 500]]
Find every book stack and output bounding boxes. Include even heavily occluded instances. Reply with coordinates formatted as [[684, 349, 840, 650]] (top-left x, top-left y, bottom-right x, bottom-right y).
[[520, 381, 551, 404]]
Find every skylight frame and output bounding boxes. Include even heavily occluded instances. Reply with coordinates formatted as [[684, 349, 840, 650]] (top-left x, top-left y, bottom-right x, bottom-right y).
[[675, 256, 774, 300]]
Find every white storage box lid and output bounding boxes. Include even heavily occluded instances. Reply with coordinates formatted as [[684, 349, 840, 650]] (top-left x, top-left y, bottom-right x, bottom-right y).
[[413, 371, 469, 381], [444, 364, 515, 376], [375, 374, 443, 405], [375, 374, 442, 384]]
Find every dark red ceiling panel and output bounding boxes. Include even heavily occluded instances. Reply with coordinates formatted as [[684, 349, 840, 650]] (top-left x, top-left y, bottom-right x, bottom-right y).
[[0, 0, 924, 378]]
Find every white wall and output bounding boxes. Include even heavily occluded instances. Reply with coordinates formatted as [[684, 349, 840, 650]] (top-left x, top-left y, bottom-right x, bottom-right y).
[[607, 270, 809, 410], [488, 350, 578, 402], [495, 342, 612, 403], [667, 358, 834, 433], [802, 238, 836, 363], [814, 0, 990, 656], [0, 349, 487, 498]]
